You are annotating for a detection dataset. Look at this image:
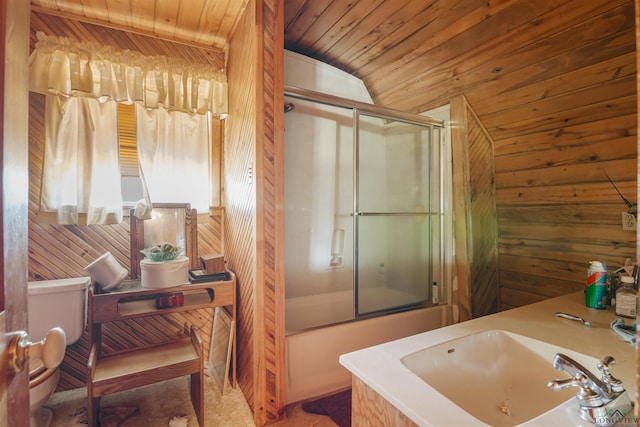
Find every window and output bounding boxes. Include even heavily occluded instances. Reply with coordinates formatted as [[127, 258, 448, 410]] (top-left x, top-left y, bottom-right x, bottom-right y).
[[31, 32, 228, 223], [117, 103, 144, 207], [117, 103, 222, 212]]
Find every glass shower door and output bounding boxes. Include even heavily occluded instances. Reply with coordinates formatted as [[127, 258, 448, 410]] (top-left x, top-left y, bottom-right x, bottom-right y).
[[355, 113, 436, 316], [284, 96, 355, 331]]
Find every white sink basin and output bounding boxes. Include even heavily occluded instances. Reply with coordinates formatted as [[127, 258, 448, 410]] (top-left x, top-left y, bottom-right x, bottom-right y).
[[401, 329, 599, 427]]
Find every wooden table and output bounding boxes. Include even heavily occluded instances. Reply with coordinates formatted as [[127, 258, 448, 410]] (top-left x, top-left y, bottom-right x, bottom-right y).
[[86, 272, 236, 426]]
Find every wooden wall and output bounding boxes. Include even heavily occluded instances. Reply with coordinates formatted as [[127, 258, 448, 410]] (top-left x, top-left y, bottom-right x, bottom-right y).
[[444, 1, 637, 310], [423, 1, 638, 310], [226, 0, 285, 424], [451, 96, 500, 320], [284, 0, 638, 312], [439, 2, 637, 310], [225, 0, 258, 417], [256, 0, 285, 422], [28, 13, 226, 391]]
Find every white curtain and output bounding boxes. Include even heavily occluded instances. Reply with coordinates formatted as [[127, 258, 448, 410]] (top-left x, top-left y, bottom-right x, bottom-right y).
[[29, 32, 228, 116], [41, 95, 123, 225], [32, 32, 226, 224], [136, 105, 211, 211]]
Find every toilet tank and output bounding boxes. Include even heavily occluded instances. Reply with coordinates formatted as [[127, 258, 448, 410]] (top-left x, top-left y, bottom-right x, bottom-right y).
[[28, 277, 90, 345]]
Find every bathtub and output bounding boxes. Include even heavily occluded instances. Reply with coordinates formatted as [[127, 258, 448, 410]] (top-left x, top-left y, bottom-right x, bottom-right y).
[[285, 289, 452, 404]]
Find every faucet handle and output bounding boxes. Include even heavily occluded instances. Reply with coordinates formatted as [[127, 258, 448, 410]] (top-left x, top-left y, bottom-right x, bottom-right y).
[[548, 376, 582, 391], [548, 374, 603, 408], [597, 356, 625, 393]]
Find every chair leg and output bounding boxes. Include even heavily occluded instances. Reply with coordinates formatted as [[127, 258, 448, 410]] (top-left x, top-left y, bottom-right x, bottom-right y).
[[190, 370, 204, 426], [87, 395, 101, 427]]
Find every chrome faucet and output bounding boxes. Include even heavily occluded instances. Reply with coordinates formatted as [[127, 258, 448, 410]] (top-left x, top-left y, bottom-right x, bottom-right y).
[[548, 353, 633, 426]]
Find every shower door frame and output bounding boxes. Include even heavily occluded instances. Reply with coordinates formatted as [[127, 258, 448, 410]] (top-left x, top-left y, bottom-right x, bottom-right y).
[[284, 85, 447, 323], [353, 111, 446, 317]]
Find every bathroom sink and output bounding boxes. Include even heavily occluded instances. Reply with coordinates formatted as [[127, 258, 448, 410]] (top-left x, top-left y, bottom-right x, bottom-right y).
[[401, 329, 598, 427]]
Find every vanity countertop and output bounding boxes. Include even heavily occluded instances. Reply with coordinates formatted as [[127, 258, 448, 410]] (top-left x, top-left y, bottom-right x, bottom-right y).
[[339, 291, 637, 427]]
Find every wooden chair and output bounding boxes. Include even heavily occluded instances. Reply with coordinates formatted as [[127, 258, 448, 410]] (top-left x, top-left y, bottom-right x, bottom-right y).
[[86, 283, 207, 426]]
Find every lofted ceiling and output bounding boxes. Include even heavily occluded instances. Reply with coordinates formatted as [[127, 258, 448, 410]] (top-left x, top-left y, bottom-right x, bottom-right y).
[[283, 0, 636, 116], [30, 0, 249, 51], [30, 0, 635, 124], [24, 4, 636, 126]]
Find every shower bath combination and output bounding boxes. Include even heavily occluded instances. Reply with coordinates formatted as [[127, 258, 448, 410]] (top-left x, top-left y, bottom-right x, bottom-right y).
[[284, 85, 449, 332], [282, 50, 455, 404]]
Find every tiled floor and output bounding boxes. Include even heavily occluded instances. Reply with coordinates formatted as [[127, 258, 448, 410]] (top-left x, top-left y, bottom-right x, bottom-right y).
[[46, 370, 339, 427]]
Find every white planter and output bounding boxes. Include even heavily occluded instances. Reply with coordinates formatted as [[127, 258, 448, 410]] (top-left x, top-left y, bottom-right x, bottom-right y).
[[141, 256, 189, 288]]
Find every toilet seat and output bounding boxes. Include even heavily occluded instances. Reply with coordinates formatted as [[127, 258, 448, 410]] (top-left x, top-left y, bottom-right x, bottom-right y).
[[29, 359, 57, 388], [29, 358, 60, 427], [27, 276, 89, 427]]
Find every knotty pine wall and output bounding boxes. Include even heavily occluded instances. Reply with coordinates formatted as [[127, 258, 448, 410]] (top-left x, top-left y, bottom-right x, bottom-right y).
[[28, 13, 226, 391], [451, 96, 500, 320], [414, 1, 638, 310], [285, 0, 637, 312], [226, 0, 285, 424], [225, 0, 258, 418], [256, 0, 286, 421]]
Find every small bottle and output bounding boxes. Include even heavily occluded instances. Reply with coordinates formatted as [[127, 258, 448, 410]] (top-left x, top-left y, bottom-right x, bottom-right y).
[[604, 274, 617, 307], [586, 261, 607, 309], [608, 274, 619, 307], [615, 275, 637, 318]]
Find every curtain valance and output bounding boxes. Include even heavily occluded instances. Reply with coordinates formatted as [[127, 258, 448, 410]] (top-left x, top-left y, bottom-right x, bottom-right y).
[[29, 32, 228, 116]]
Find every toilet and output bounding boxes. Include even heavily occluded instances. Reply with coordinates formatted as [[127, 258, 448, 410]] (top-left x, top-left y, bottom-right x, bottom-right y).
[[28, 277, 90, 427]]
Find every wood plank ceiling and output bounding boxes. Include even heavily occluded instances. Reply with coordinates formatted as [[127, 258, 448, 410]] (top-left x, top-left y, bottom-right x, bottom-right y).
[[284, 0, 635, 116], [31, 1, 635, 135], [30, 0, 249, 51]]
